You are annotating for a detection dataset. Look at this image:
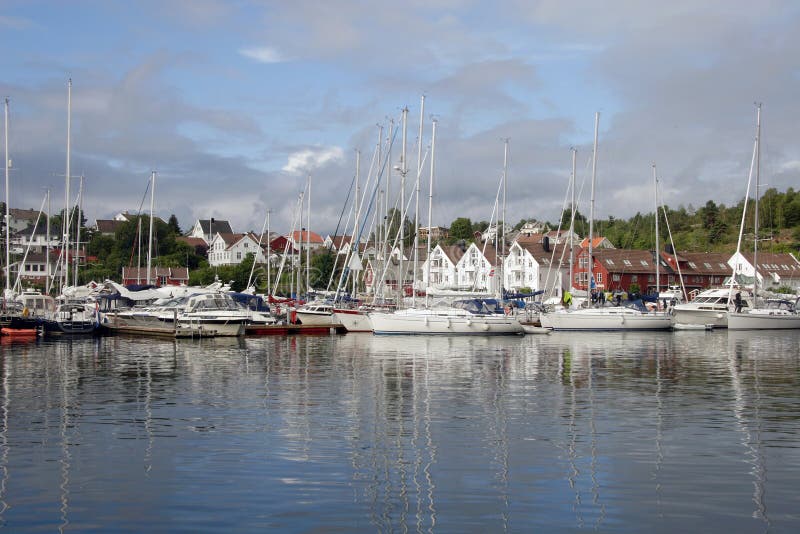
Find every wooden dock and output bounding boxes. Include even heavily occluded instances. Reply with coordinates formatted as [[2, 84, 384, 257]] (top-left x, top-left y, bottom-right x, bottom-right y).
[[245, 323, 347, 336]]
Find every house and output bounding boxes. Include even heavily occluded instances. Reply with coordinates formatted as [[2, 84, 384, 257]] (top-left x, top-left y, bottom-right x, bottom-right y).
[[187, 218, 234, 244], [518, 220, 548, 237], [545, 229, 582, 247], [207, 232, 266, 267], [326, 235, 355, 254], [11, 224, 60, 254], [582, 249, 671, 293], [94, 219, 125, 236], [418, 226, 449, 241], [421, 244, 462, 290], [454, 242, 499, 293], [122, 266, 189, 287], [505, 238, 571, 296], [8, 208, 42, 233], [579, 236, 615, 250], [16, 251, 63, 285], [661, 251, 731, 292], [288, 229, 325, 251], [727, 251, 800, 292]]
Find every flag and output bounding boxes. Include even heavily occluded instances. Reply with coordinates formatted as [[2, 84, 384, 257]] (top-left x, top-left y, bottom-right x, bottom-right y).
[[489, 269, 495, 277]]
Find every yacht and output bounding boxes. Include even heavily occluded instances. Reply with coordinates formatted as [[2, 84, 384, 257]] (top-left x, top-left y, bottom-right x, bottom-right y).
[[671, 287, 750, 328], [539, 301, 673, 331], [370, 299, 523, 335], [728, 298, 800, 330]]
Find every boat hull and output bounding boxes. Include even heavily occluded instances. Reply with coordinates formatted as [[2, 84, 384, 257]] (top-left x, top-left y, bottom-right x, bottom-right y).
[[333, 310, 373, 332], [672, 307, 728, 328], [727, 312, 800, 330], [540, 309, 673, 331], [295, 310, 336, 326], [370, 310, 523, 335]]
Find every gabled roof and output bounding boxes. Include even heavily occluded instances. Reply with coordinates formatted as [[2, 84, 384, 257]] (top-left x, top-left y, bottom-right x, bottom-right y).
[[579, 236, 614, 249], [516, 241, 570, 266], [196, 219, 233, 235], [95, 219, 124, 234], [740, 251, 800, 276], [677, 252, 732, 276], [592, 249, 670, 274], [289, 230, 324, 244], [9, 208, 40, 221], [329, 235, 354, 250], [176, 236, 209, 249]]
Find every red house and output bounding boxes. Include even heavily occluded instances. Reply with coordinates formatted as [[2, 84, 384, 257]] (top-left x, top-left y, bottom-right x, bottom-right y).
[[122, 266, 189, 287]]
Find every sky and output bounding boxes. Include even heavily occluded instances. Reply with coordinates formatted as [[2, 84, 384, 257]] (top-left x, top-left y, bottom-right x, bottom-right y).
[[2, 0, 800, 237]]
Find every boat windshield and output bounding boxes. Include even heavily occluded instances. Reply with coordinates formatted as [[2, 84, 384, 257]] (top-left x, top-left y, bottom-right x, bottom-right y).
[[451, 299, 493, 314]]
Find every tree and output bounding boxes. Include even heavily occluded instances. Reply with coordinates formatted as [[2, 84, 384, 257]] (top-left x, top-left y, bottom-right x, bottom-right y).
[[168, 214, 182, 235], [449, 217, 473, 241]]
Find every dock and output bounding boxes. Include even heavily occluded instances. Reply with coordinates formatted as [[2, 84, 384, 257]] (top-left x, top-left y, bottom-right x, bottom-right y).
[[246, 323, 347, 336]]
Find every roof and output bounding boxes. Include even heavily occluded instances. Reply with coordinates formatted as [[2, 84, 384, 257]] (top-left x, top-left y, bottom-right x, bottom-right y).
[[196, 219, 233, 235], [592, 249, 669, 274], [579, 236, 614, 249], [9, 208, 40, 221], [677, 252, 732, 276], [95, 219, 125, 234], [329, 235, 354, 250], [516, 240, 570, 266], [289, 230, 324, 244], [741, 251, 800, 277], [176, 236, 209, 249]]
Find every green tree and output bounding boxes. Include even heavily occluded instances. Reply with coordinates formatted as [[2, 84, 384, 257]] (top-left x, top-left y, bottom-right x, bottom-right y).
[[168, 214, 182, 235], [449, 217, 473, 241]]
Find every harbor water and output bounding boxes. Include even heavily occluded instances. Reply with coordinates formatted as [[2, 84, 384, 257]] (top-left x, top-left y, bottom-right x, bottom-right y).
[[0, 330, 799, 532]]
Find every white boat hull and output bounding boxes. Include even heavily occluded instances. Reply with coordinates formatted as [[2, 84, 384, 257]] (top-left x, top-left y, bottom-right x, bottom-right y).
[[333, 310, 373, 332], [370, 309, 523, 335], [295, 310, 335, 326], [727, 312, 800, 330], [540, 308, 673, 331], [672, 307, 728, 328]]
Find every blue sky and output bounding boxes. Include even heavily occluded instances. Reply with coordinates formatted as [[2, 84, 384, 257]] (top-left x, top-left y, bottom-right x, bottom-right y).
[[2, 1, 800, 236]]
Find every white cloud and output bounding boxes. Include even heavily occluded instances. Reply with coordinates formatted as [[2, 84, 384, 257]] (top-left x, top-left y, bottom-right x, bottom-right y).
[[282, 146, 344, 174], [779, 160, 800, 172], [239, 46, 287, 64]]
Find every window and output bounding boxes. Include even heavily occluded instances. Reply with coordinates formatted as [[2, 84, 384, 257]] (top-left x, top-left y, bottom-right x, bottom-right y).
[[623, 259, 632, 266], [606, 258, 615, 265], [613, 274, 621, 281], [703, 262, 712, 269], [688, 262, 697, 269], [640, 260, 649, 266], [578, 256, 589, 268], [631, 275, 638, 282], [719, 263, 726, 269], [596, 273, 603, 284], [237, 252, 242, 260]]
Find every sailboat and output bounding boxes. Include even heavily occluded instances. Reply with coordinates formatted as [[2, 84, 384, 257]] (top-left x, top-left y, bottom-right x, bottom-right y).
[[540, 113, 672, 331], [728, 105, 800, 330], [370, 114, 522, 336]]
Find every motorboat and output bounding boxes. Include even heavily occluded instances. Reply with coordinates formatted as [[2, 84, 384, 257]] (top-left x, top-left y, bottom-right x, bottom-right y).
[[671, 287, 751, 328]]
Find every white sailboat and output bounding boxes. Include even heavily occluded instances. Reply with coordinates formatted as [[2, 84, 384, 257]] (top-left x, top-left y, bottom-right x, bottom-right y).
[[728, 105, 800, 330], [540, 113, 672, 332], [370, 113, 522, 336]]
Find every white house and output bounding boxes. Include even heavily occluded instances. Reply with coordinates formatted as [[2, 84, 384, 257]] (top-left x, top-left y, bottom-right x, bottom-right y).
[[421, 244, 461, 290], [728, 251, 800, 292], [288, 230, 325, 251], [208, 232, 266, 267], [503, 241, 539, 292], [188, 219, 234, 244]]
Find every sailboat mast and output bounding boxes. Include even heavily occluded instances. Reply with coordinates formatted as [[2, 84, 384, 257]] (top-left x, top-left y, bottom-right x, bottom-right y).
[[399, 107, 408, 302], [266, 209, 271, 297], [354, 150, 361, 296], [147, 171, 155, 285], [413, 96, 424, 307], [653, 163, 659, 295], [753, 103, 761, 300], [4, 98, 9, 294], [73, 175, 84, 287], [569, 147, 576, 293], [588, 112, 599, 294], [426, 119, 437, 307], [63, 79, 72, 291], [306, 174, 311, 297], [501, 138, 509, 299], [46, 189, 51, 294]]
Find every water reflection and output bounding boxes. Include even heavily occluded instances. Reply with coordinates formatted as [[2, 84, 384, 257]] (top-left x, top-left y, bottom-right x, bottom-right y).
[[0, 331, 796, 531]]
